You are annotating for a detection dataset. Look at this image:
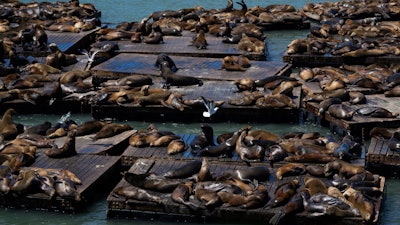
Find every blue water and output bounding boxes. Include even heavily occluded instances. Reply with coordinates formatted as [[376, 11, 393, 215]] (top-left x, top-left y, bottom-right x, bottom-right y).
[[9, 0, 396, 224]]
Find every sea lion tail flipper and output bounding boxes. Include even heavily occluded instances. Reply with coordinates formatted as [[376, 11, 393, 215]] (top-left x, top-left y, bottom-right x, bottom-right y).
[[160, 100, 174, 109]]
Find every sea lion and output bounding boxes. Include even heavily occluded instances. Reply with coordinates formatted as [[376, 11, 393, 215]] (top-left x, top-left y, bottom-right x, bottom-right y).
[[235, 128, 266, 163], [196, 157, 213, 182], [369, 127, 396, 139], [327, 103, 354, 120], [26, 63, 61, 75], [25, 167, 81, 185], [190, 123, 215, 154], [123, 172, 181, 193], [306, 165, 326, 177], [217, 191, 251, 207], [222, 56, 251, 71], [192, 29, 207, 49], [154, 53, 178, 72], [256, 93, 296, 109], [233, 78, 256, 92], [10, 169, 40, 196], [267, 144, 288, 167], [113, 185, 162, 204], [285, 153, 336, 164], [60, 70, 91, 84], [160, 61, 203, 88], [275, 163, 306, 180], [75, 120, 107, 136], [45, 130, 77, 158], [163, 160, 202, 179], [143, 25, 164, 44], [325, 160, 367, 179], [0, 165, 14, 194], [167, 139, 187, 155], [343, 187, 374, 221], [317, 97, 342, 116], [224, 165, 270, 183], [269, 179, 299, 208], [54, 177, 81, 201], [92, 123, 132, 140], [23, 121, 52, 135], [0, 108, 19, 140], [304, 176, 328, 196], [349, 91, 367, 104], [384, 85, 400, 97], [194, 183, 221, 208], [355, 106, 398, 118], [171, 181, 200, 210], [269, 190, 307, 225], [199, 141, 232, 157]]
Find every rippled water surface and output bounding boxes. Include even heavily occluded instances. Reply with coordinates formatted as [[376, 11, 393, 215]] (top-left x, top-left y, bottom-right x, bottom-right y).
[[10, 0, 396, 224]]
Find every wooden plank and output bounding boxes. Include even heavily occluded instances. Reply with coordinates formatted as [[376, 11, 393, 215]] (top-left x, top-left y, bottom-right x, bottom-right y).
[[47, 28, 99, 53]]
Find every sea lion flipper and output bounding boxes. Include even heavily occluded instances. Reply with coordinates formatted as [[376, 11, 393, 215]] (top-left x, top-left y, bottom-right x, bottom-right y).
[[160, 100, 174, 109]]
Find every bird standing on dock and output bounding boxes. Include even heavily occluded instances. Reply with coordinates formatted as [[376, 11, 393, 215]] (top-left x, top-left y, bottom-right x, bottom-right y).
[[201, 96, 219, 118], [80, 48, 103, 71]]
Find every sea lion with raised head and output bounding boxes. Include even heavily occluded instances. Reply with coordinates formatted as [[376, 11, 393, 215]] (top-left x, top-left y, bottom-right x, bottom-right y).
[[45, 130, 77, 158], [0, 108, 19, 140], [171, 181, 200, 210], [160, 61, 203, 88]]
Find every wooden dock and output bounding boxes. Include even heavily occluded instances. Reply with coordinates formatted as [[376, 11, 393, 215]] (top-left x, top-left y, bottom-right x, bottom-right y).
[[113, 31, 266, 61], [366, 137, 400, 176], [47, 28, 99, 54], [107, 158, 384, 225], [0, 154, 121, 213]]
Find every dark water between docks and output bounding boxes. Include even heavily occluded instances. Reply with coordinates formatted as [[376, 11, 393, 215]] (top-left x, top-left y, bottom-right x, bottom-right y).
[[8, 0, 395, 224]]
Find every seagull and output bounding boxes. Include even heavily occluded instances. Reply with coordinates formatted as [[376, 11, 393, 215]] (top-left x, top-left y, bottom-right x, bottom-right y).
[[80, 49, 103, 70], [201, 96, 219, 118]]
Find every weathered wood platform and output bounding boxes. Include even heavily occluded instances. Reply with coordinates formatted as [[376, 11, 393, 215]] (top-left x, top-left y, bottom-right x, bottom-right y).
[[113, 31, 266, 61], [0, 154, 121, 213], [303, 94, 400, 138], [48, 129, 136, 156], [47, 28, 99, 54], [366, 137, 400, 176], [91, 53, 289, 81], [107, 158, 384, 225]]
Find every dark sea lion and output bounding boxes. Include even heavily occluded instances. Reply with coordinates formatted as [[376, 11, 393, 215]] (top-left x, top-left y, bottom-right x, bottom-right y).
[[200, 142, 232, 157], [384, 85, 400, 97], [267, 144, 287, 167], [327, 103, 354, 120], [227, 165, 270, 183], [45, 130, 77, 158], [54, 177, 81, 201], [143, 25, 164, 44], [123, 172, 181, 193], [190, 123, 215, 154], [10, 169, 40, 195], [355, 106, 397, 118], [275, 163, 306, 180], [75, 120, 107, 136], [154, 53, 178, 72], [369, 127, 396, 139], [92, 123, 132, 140], [317, 97, 342, 116], [192, 29, 207, 49], [304, 176, 328, 196], [160, 61, 203, 88], [163, 160, 202, 179], [24, 121, 52, 135], [306, 165, 326, 177], [113, 185, 162, 204], [217, 191, 250, 207], [0, 108, 19, 140], [269, 179, 299, 208], [194, 184, 221, 208], [269, 189, 307, 225], [0, 165, 14, 194], [171, 181, 200, 210]]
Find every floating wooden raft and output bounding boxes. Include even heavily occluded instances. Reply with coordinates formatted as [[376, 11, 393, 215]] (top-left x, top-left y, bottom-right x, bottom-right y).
[[304, 94, 400, 138], [107, 158, 384, 225], [47, 28, 99, 53], [48, 130, 136, 156], [0, 154, 120, 213], [366, 137, 400, 176], [283, 53, 400, 67], [113, 31, 266, 61]]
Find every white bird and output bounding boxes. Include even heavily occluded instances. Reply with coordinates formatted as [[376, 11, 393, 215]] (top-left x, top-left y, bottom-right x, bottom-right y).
[[201, 96, 219, 118], [80, 49, 103, 70]]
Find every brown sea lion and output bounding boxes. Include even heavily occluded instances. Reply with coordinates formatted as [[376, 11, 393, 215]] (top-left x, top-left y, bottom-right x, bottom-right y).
[[45, 130, 77, 158], [349, 91, 367, 104], [26, 63, 61, 75], [275, 163, 306, 180], [235, 128, 266, 163], [369, 127, 396, 139], [269, 179, 299, 208], [325, 160, 367, 179], [113, 185, 162, 204], [388, 131, 400, 151], [343, 187, 374, 221], [306, 165, 326, 177], [75, 120, 107, 136], [192, 29, 207, 49], [355, 106, 398, 118], [190, 123, 215, 154], [0, 108, 19, 140], [10, 169, 40, 195], [92, 123, 132, 140], [163, 160, 202, 179], [285, 153, 336, 163], [47, 24, 80, 33], [224, 165, 270, 183], [123, 172, 181, 193], [233, 77, 256, 92], [160, 61, 203, 88], [304, 176, 328, 196], [269, 189, 307, 225], [196, 157, 213, 182], [149, 134, 180, 147], [194, 184, 221, 208], [217, 191, 250, 207], [0, 165, 14, 194], [26, 167, 81, 185], [267, 144, 288, 167], [171, 181, 200, 210], [167, 139, 187, 155], [317, 97, 342, 116], [60, 70, 91, 84], [327, 103, 354, 120]]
